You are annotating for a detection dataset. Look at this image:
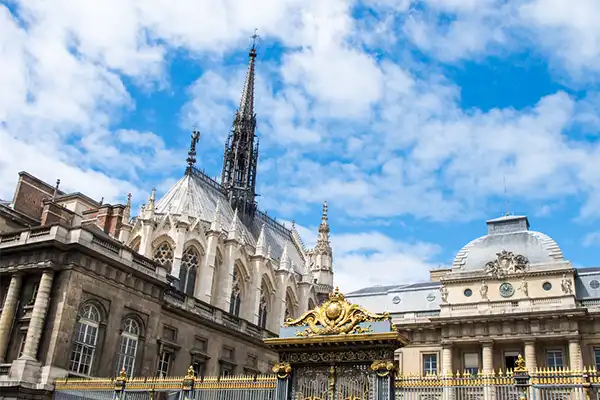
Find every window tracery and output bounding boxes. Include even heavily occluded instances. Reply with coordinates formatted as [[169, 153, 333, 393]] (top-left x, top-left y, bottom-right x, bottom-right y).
[[258, 283, 268, 329], [69, 303, 101, 375], [229, 268, 242, 316], [116, 318, 141, 378], [153, 242, 174, 271], [179, 246, 199, 296]]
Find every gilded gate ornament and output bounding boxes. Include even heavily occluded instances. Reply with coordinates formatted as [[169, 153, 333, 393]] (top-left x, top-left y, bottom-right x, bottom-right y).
[[514, 354, 527, 372], [272, 362, 292, 379], [370, 360, 396, 377], [284, 287, 390, 337]]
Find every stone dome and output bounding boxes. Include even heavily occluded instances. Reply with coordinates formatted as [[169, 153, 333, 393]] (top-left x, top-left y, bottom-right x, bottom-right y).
[[452, 215, 564, 271]]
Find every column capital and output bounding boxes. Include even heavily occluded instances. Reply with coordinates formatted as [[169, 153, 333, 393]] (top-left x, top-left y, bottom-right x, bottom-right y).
[[568, 336, 582, 344], [524, 339, 536, 345], [481, 340, 494, 347]]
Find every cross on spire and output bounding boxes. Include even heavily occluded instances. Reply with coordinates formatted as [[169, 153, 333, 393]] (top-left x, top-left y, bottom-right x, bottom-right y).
[[251, 29, 260, 50]]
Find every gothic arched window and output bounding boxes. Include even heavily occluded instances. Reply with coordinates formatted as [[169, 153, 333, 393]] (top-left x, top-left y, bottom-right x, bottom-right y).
[[285, 292, 294, 320], [153, 242, 173, 271], [69, 303, 101, 375], [180, 247, 199, 296], [229, 268, 242, 317], [258, 283, 268, 329], [308, 298, 316, 310], [115, 318, 141, 378]]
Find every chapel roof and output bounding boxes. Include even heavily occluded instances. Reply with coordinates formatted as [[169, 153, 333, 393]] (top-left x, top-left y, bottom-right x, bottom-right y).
[[154, 167, 306, 274]]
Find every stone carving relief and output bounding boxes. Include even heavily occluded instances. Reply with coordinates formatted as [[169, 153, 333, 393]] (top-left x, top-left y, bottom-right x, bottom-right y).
[[479, 281, 488, 300], [484, 249, 529, 279], [519, 276, 529, 297], [561, 274, 573, 295], [440, 285, 448, 304]]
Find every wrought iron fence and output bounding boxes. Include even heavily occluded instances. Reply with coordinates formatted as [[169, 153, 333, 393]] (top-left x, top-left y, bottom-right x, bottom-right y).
[[54, 373, 277, 400], [53, 366, 600, 400]]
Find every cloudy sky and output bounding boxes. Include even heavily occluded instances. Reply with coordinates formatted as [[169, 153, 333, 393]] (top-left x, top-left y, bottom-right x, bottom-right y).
[[2, 0, 600, 292]]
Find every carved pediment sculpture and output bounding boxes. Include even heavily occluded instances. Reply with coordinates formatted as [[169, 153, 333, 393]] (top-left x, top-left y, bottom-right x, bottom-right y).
[[284, 287, 390, 337], [484, 249, 529, 279]]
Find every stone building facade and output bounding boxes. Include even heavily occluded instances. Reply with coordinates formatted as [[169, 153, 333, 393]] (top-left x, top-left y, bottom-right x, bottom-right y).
[[347, 215, 600, 376], [0, 42, 334, 399]]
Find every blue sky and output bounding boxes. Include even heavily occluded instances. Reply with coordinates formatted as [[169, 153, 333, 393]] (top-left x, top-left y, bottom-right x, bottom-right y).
[[3, 0, 600, 291]]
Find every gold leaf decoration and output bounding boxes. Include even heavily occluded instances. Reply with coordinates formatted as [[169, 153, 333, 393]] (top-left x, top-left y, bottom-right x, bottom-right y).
[[284, 287, 390, 337]]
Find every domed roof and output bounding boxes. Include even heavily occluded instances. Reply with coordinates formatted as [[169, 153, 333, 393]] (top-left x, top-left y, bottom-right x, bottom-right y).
[[452, 215, 564, 271]]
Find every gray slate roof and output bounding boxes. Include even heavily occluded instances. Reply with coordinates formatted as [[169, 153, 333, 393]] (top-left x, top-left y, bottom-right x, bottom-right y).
[[154, 168, 305, 274]]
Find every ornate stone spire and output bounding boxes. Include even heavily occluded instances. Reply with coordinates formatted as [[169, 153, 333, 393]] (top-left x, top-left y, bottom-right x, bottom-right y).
[[186, 130, 201, 172], [228, 208, 241, 241], [256, 223, 267, 256], [280, 241, 291, 271], [123, 193, 132, 221], [147, 188, 156, 212], [210, 200, 222, 232], [220, 31, 260, 223], [315, 201, 332, 256]]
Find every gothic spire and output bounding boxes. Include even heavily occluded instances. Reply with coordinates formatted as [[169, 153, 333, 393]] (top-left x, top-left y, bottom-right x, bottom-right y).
[[315, 201, 332, 256], [221, 30, 260, 224]]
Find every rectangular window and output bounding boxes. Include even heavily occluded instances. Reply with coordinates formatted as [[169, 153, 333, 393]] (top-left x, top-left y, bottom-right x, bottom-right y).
[[220, 363, 233, 377], [423, 354, 437, 375], [464, 353, 479, 375], [157, 351, 172, 377], [504, 351, 520, 371], [28, 283, 39, 305], [163, 326, 177, 342], [192, 360, 205, 378], [546, 350, 564, 369], [222, 346, 234, 361], [18, 333, 26, 357], [594, 348, 600, 370], [194, 337, 207, 352]]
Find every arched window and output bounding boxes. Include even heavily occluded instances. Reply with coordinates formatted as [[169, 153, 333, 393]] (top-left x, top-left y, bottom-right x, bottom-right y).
[[129, 237, 141, 253], [308, 298, 316, 310], [116, 318, 141, 378], [258, 283, 268, 329], [229, 268, 242, 317], [69, 303, 101, 375], [285, 292, 294, 320], [153, 242, 173, 271], [179, 247, 199, 296]]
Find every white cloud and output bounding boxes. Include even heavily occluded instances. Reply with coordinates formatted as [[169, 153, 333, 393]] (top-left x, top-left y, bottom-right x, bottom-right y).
[[288, 220, 441, 292], [583, 231, 600, 248]]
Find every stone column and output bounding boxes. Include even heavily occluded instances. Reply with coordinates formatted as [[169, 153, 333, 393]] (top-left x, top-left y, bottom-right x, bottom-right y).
[[0, 274, 22, 362], [569, 339, 582, 371], [524, 341, 537, 371], [20, 270, 54, 361], [442, 345, 453, 376], [442, 345, 453, 400], [482, 342, 493, 374], [482, 342, 494, 400]]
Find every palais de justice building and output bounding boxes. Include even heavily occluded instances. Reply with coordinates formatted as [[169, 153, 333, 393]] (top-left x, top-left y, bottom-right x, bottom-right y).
[[0, 43, 334, 397], [347, 215, 600, 376]]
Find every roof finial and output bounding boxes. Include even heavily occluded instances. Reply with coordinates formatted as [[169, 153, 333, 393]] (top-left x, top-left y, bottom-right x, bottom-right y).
[[322, 201, 328, 222], [186, 130, 200, 171], [52, 179, 61, 200]]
